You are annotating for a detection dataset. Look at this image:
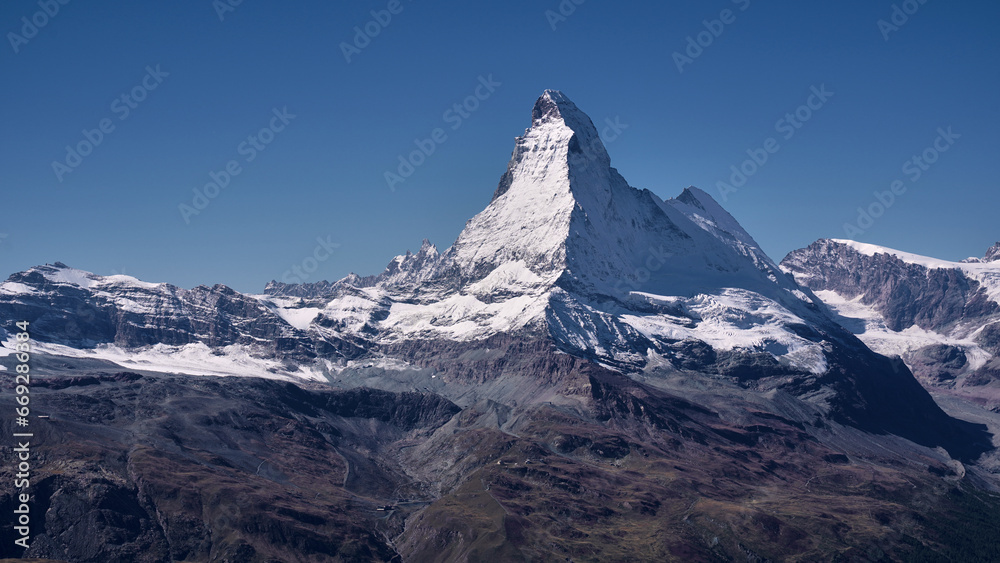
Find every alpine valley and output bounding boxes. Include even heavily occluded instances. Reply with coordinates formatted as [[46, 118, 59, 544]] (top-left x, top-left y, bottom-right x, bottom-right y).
[[2, 92, 999, 562]]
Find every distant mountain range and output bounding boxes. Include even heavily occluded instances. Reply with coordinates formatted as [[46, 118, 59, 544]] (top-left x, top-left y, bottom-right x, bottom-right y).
[[2, 91, 998, 562], [782, 239, 1000, 409]]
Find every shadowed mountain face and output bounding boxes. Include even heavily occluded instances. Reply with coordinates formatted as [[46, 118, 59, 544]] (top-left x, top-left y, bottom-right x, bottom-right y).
[[1, 93, 999, 561]]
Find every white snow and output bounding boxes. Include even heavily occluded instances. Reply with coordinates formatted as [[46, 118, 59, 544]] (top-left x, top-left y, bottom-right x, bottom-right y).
[[256, 296, 321, 330], [276, 307, 321, 330], [832, 239, 977, 270], [380, 291, 549, 340], [0, 282, 37, 295], [620, 288, 828, 374], [2, 338, 328, 382], [317, 288, 387, 334], [98, 274, 164, 290], [29, 264, 166, 293], [466, 260, 549, 297], [813, 289, 990, 370], [42, 266, 99, 288]]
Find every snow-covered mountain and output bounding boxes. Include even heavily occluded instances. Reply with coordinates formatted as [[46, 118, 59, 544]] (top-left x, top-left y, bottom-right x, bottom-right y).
[[266, 90, 832, 374], [782, 239, 1000, 408], [0, 91, 978, 448], [7, 91, 1000, 563], [0, 262, 340, 380]]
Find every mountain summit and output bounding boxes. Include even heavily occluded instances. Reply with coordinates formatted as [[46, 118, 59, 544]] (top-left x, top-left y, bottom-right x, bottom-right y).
[[462, 91, 791, 301], [984, 241, 1000, 263]]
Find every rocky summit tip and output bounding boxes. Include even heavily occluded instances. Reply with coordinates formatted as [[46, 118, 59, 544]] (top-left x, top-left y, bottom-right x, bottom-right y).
[[532, 90, 577, 123]]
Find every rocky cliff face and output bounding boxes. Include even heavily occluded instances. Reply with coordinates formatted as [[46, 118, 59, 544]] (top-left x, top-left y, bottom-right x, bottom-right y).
[[782, 239, 1000, 407], [988, 242, 1000, 262]]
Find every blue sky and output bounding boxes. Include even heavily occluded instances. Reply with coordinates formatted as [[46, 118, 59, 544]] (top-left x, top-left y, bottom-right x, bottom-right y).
[[1, 0, 997, 292]]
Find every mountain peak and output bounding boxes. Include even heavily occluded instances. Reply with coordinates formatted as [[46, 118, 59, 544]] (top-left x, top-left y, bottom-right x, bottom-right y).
[[531, 89, 574, 122], [677, 186, 719, 210], [668, 186, 773, 268], [459, 90, 623, 281], [493, 90, 607, 203], [960, 241, 1000, 264], [529, 90, 603, 143], [985, 242, 1000, 262], [446, 92, 801, 305], [418, 238, 437, 255]]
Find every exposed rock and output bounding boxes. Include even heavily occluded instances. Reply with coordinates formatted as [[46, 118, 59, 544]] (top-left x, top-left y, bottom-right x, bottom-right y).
[[781, 239, 1000, 408]]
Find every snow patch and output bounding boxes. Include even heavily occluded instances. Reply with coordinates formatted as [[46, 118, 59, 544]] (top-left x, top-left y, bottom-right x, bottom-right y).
[[257, 296, 321, 330], [814, 289, 991, 370], [381, 291, 549, 340], [3, 338, 328, 382], [466, 261, 548, 296], [0, 282, 37, 295], [621, 288, 829, 374]]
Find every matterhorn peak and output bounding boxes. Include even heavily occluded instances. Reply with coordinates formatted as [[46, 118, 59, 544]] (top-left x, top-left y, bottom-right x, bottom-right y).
[[490, 90, 612, 204], [527, 90, 606, 155], [531, 90, 593, 131], [455, 90, 625, 280], [439, 90, 801, 304]]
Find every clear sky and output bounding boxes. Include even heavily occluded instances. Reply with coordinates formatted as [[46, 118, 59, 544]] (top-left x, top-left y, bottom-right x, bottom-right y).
[[2, 0, 998, 292]]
